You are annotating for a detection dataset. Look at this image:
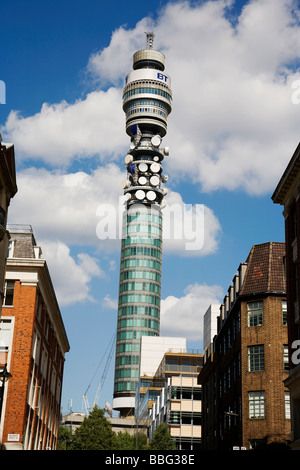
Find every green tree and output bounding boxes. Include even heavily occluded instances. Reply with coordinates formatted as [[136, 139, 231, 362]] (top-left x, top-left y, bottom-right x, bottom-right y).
[[70, 406, 116, 450], [114, 431, 148, 450], [148, 423, 176, 450], [57, 425, 73, 450]]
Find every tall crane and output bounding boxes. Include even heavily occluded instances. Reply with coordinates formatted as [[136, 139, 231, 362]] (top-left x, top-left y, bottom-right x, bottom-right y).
[[82, 332, 116, 415]]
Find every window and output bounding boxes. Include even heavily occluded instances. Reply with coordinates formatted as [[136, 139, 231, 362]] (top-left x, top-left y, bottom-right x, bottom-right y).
[[3, 280, 15, 306], [249, 391, 265, 418], [248, 345, 264, 371], [282, 300, 287, 325], [0, 319, 12, 362], [247, 301, 263, 326], [283, 345, 289, 371], [285, 391, 291, 419]]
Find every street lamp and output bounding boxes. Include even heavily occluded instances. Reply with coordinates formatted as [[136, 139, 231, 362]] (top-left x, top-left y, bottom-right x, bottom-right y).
[[0, 363, 12, 423]]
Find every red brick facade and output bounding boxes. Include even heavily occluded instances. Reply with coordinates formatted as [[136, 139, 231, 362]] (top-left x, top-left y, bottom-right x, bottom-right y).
[[0, 228, 69, 450]]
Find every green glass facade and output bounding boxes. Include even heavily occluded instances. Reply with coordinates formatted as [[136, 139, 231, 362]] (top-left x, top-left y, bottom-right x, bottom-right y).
[[114, 205, 162, 397]]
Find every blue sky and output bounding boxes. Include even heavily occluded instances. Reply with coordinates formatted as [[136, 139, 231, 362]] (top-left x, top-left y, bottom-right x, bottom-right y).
[[1, 0, 299, 415]]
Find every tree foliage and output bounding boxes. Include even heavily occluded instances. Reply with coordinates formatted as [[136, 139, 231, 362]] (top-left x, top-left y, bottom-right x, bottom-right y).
[[148, 423, 176, 450], [70, 406, 117, 450], [59, 408, 175, 451]]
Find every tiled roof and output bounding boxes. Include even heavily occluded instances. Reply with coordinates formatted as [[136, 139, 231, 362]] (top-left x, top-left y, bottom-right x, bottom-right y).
[[240, 242, 286, 296]]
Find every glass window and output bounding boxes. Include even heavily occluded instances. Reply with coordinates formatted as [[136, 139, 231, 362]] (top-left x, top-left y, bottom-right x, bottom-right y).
[[285, 391, 291, 419], [282, 300, 287, 325], [3, 280, 15, 306], [283, 345, 289, 371], [249, 391, 265, 418], [248, 345, 264, 371], [247, 301, 263, 326]]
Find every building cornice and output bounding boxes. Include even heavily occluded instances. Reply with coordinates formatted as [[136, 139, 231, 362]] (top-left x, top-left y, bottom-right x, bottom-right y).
[[272, 142, 300, 206]]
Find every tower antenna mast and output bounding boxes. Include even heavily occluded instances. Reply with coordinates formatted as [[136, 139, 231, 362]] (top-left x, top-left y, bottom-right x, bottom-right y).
[[145, 31, 155, 49]]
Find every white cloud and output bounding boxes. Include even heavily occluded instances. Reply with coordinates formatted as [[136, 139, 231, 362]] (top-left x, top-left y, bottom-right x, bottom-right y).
[[2, 89, 127, 166], [162, 190, 221, 256], [102, 294, 118, 310], [160, 283, 223, 341], [41, 240, 104, 306], [7, 164, 124, 250], [2, 1, 299, 194], [8, 166, 221, 257]]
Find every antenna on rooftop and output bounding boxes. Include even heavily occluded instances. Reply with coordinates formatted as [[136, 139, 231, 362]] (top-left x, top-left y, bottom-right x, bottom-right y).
[[145, 32, 154, 49]]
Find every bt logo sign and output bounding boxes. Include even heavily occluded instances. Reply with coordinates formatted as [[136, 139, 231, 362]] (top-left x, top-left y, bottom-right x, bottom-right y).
[[157, 72, 168, 83]]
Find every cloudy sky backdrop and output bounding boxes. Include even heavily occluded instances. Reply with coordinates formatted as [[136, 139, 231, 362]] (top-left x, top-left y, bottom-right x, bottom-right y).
[[1, 0, 299, 413]]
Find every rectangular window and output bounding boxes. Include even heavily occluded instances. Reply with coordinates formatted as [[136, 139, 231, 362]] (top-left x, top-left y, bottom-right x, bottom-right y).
[[0, 319, 12, 363], [3, 281, 15, 306], [283, 345, 289, 371], [285, 391, 291, 419], [249, 391, 265, 419], [248, 345, 264, 371], [282, 300, 287, 325], [247, 301, 263, 326]]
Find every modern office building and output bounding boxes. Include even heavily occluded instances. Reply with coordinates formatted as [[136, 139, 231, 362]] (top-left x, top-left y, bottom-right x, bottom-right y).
[[272, 142, 300, 449], [0, 225, 69, 450], [148, 350, 203, 450], [113, 33, 172, 417], [199, 242, 290, 450]]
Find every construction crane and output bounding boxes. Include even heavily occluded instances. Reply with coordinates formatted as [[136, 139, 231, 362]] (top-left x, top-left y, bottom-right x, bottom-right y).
[[82, 332, 116, 415]]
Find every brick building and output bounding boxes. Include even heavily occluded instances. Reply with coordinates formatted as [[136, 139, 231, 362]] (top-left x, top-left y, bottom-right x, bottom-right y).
[[0, 225, 69, 450], [272, 142, 300, 449], [199, 242, 290, 450]]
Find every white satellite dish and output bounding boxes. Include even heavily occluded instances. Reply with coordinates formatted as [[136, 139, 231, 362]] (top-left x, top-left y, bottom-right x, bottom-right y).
[[138, 162, 148, 172], [153, 156, 159, 162], [125, 154, 133, 165], [150, 162, 160, 173], [150, 175, 159, 186], [151, 135, 161, 147], [136, 190, 145, 200], [138, 176, 147, 185], [146, 191, 156, 201]]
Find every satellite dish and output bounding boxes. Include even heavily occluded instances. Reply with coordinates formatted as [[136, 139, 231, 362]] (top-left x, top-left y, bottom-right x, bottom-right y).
[[146, 191, 156, 201], [151, 135, 161, 147], [125, 154, 133, 165], [150, 162, 160, 173], [105, 401, 113, 418], [163, 147, 169, 156], [153, 156, 159, 162], [138, 176, 147, 185], [150, 175, 159, 186], [121, 180, 130, 189], [136, 190, 145, 200], [161, 174, 169, 183], [138, 162, 148, 172]]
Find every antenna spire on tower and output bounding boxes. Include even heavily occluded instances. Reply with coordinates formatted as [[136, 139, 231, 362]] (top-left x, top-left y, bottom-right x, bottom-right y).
[[145, 31, 154, 49]]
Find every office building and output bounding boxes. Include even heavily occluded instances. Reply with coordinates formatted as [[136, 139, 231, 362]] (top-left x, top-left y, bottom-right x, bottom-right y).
[[199, 242, 290, 450], [113, 33, 172, 417], [0, 226, 69, 450], [148, 349, 203, 450]]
